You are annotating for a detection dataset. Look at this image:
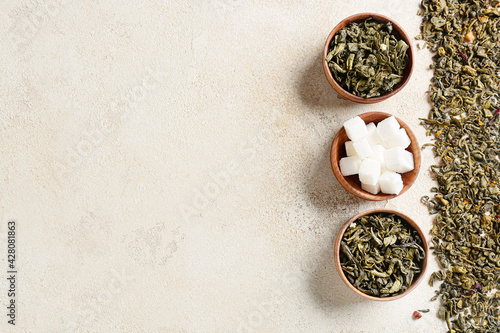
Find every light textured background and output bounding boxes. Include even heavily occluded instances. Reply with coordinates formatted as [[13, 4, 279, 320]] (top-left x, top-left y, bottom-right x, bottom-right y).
[[0, 0, 445, 332]]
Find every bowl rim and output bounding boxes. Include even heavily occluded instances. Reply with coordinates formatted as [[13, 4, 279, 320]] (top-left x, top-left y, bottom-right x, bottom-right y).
[[330, 111, 421, 201], [333, 208, 429, 301], [322, 12, 414, 104]]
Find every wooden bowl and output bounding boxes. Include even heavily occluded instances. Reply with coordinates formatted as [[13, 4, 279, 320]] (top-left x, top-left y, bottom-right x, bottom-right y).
[[334, 209, 429, 301], [330, 112, 421, 201], [322, 13, 414, 104]]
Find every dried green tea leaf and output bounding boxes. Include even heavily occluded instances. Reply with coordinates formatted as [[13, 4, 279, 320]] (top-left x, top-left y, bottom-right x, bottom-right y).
[[327, 18, 410, 98], [339, 213, 425, 298], [419, 0, 500, 332]]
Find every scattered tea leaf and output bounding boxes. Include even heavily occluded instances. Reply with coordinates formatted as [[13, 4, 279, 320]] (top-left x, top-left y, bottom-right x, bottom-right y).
[[419, 0, 500, 332]]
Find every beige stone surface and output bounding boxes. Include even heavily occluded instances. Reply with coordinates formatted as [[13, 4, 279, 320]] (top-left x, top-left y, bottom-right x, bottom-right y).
[[0, 0, 444, 332]]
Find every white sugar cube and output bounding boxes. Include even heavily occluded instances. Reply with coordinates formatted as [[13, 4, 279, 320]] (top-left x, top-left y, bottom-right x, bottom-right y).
[[339, 156, 361, 176], [401, 150, 415, 172], [366, 122, 383, 146], [353, 138, 373, 160], [379, 170, 404, 195], [383, 128, 411, 149], [368, 145, 386, 168], [384, 147, 414, 173], [377, 116, 401, 142], [384, 146, 404, 162], [359, 158, 381, 186], [362, 181, 380, 195], [344, 116, 368, 142], [345, 141, 357, 157]]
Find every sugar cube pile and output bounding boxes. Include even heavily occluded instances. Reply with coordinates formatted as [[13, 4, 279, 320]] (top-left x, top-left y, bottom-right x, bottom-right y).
[[339, 115, 414, 195]]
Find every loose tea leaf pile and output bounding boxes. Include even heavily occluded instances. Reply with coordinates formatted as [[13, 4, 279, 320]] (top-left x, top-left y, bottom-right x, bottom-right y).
[[418, 0, 500, 332], [326, 18, 410, 98], [340, 213, 425, 297]]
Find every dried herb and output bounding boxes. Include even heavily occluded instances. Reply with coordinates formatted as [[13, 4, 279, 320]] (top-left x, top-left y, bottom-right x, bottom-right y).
[[418, 0, 500, 332], [339, 212, 425, 297], [326, 18, 410, 98]]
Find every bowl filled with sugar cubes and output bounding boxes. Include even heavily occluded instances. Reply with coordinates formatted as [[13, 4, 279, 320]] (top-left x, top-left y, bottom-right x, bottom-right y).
[[330, 112, 421, 201]]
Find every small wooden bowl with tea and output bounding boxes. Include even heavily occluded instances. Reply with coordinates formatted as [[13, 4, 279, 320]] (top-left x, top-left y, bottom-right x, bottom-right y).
[[322, 13, 414, 104], [334, 209, 429, 301], [330, 111, 421, 201]]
